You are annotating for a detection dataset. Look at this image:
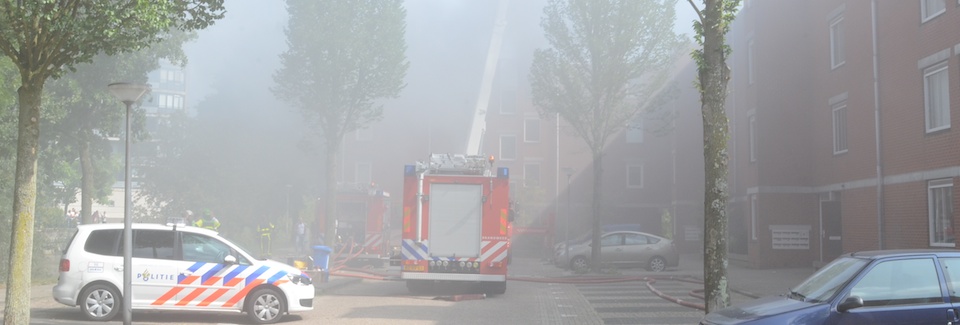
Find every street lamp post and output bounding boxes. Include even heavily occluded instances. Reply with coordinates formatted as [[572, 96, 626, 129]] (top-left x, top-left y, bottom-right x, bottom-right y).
[[108, 82, 150, 325], [562, 167, 573, 266]]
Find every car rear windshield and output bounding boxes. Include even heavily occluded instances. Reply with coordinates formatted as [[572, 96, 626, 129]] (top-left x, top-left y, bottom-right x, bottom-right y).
[[84, 229, 121, 256]]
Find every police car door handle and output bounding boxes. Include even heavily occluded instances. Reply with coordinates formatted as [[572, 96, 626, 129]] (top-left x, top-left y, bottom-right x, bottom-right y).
[[114, 265, 123, 271], [180, 271, 193, 276]]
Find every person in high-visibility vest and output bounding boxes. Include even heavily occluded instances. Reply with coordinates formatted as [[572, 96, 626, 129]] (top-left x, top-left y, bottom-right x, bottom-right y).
[[193, 209, 220, 231], [258, 221, 276, 256]]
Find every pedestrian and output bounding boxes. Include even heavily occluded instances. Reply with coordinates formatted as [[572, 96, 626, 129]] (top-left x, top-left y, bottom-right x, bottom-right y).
[[295, 218, 306, 254], [91, 210, 101, 224], [100, 212, 108, 223]]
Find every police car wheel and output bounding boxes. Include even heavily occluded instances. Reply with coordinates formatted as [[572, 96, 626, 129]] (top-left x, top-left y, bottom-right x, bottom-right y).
[[80, 283, 120, 321], [246, 288, 285, 324]]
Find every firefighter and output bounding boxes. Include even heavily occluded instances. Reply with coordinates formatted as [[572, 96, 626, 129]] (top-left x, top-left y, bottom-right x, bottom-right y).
[[258, 221, 276, 256], [194, 209, 220, 231]]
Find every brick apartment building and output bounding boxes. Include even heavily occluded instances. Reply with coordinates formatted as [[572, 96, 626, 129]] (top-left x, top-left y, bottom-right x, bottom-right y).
[[723, 0, 960, 268], [340, 1, 959, 267]]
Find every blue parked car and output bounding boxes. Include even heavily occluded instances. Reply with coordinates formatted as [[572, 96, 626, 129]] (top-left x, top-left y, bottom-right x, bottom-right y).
[[700, 249, 960, 325]]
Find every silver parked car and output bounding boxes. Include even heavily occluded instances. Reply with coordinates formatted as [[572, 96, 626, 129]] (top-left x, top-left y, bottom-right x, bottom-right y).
[[555, 230, 679, 272]]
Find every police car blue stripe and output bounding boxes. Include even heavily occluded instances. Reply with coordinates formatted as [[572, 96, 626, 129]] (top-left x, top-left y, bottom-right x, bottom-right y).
[[245, 266, 269, 286], [200, 263, 225, 284], [223, 265, 248, 284], [180, 262, 206, 283], [266, 270, 288, 284]]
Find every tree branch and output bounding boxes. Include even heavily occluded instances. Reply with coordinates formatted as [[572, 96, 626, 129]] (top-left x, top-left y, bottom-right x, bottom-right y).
[[687, 0, 704, 22]]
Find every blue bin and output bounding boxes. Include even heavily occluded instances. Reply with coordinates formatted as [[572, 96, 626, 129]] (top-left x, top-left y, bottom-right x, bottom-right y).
[[312, 245, 333, 270]]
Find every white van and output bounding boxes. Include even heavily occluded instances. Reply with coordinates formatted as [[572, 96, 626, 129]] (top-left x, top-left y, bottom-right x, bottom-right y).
[[52, 223, 314, 324]]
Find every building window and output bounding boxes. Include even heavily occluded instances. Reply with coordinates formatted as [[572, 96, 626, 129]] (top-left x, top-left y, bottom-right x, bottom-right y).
[[499, 135, 516, 160], [626, 115, 644, 143], [523, 163, 540, 187], [929, 179, 954, 247], [751, 194, 758, 240], [355, 162, 372, 185], [157, 94, 184, 109], [524, 118, 540, 143], [829, 16, 844, 69], [921, 0, 946, 22], [749, 114, 757, 162], [160, 69, 184, 84], [832, 102, 848, 154], [748, 39, 755, 85], [924, 62, 950, 133], [627, 164, 643, 189], [500, 89, 516, 114]]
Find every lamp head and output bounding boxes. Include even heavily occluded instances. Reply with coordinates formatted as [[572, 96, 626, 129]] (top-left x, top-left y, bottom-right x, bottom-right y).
[[108, 82, 150, 104]]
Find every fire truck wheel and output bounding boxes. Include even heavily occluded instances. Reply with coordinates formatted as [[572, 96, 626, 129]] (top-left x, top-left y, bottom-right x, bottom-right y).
[[483, 281, 507, 295], [647, 256, 667, 272], [246, 287, 285, 324], [570, 256, 589, 273]]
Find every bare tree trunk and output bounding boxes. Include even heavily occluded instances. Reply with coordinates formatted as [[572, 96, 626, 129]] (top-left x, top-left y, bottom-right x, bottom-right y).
[[589, 148, 603, 271], [700, 0, 732, 313], [79, 132, 94, 224], [5, 81, 41, 325]]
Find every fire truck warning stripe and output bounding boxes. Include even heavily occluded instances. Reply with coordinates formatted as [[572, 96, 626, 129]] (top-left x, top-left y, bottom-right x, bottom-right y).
[[402, 239, 508, 262]]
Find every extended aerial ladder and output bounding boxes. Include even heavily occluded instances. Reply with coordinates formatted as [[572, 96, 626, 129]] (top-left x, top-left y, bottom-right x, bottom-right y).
[[465, 0, 509, 155]]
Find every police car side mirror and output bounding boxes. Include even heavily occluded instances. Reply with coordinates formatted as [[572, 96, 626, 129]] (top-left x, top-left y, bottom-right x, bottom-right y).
[[223, 255, 238, 265]]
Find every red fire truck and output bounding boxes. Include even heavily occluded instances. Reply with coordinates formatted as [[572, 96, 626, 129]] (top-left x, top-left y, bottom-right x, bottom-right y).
[[400, 154, 511, 295], [316, 183, 391, 266]]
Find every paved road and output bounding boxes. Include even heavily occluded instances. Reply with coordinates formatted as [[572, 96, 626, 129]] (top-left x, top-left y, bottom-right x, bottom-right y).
[[10, 256, 789, 324]]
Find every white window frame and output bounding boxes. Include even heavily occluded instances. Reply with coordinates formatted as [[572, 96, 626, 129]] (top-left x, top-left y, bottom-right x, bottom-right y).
[[626, 164, 643, 189], [355, 162, 372, 185], [751, 194, 758, 241], [832, 102, 848, 154], [829, 16, 845, 69], [924, 62, 951, 133], [523, 162, 540, 188], [499, 135, 516, 161], [749, 114, 757, 162], [748, 39, 755, 85], [928, 179, 954, 247], [922, 0, 946, 23], [524, 118, 540, 143]]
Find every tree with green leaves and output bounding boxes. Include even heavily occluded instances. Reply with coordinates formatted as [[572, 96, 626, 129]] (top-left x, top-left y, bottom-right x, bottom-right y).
[[0, 2, 224, 323], [45, 30, 194, 225], [273, 0, 408, 244], [529, 0, 683, 271], [687, 0, 740, 312]]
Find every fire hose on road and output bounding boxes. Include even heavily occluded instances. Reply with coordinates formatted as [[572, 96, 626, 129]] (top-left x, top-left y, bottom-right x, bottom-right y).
[[309, 245, 758, 311]]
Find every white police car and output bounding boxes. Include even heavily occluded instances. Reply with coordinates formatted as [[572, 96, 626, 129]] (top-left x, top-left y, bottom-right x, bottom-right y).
[[52, 222, 313, 324]]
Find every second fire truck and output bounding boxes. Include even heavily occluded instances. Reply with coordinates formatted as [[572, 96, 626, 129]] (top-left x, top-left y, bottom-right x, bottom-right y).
[[400, 154, 511, 295]]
